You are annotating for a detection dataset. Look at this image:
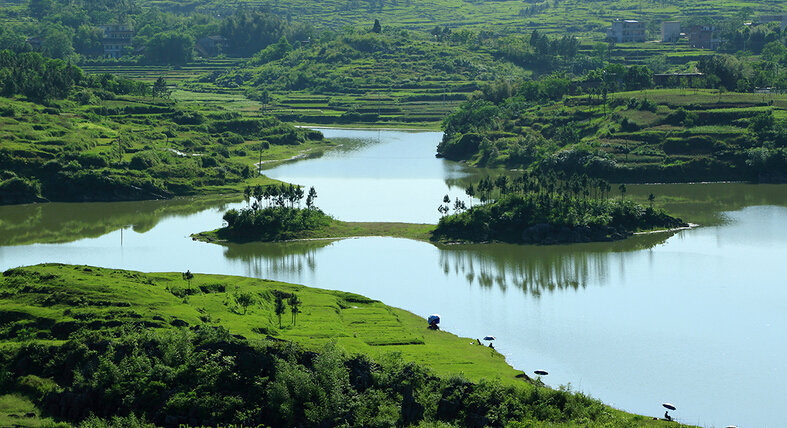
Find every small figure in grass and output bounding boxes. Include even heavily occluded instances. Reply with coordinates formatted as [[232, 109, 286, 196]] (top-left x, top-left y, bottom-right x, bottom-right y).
[[488, 342, 494, 349], [664, 411, 671, 421]]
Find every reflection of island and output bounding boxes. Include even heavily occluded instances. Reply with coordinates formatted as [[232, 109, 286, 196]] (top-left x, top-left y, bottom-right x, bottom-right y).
[[0, 195, 237, 246], [221, 239, 336, 277], [436, 231, 677, 296]]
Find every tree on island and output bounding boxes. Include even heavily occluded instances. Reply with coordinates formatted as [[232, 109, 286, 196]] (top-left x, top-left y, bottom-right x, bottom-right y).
[[438, 194, 450, 216], [274, 293, 286, 328], [648, 193, 656, 209], [618, 183, 627, 199], [306, 186, 318, 209], [465, 184, 475, 207], [288, 293, 301, 325]]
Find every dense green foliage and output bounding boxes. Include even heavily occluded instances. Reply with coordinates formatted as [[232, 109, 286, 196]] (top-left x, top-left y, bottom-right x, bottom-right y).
[[0, 50, 83, 101], [433, 173, 686, 244], [1, 325, 614, 427]]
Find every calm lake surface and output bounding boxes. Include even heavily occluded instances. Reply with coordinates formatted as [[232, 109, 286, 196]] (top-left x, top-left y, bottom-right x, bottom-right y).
[[2, 129, 787, 427]]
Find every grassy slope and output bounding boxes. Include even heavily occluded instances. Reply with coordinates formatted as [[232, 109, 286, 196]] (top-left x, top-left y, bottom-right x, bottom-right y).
[[0, 263, 517, 384], [0, 263, 680, 426]]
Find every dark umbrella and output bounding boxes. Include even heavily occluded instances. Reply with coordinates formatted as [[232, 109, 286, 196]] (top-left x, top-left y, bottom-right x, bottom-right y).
[[534, 370, 549, 376], [662, 403, 676, 411]]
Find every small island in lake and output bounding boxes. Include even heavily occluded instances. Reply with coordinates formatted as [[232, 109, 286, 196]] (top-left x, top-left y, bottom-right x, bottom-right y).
[[432, 173, 689, 244], [433, 172, 688, 245], [198, 174, 688, 246], [195, 184, 434, 243]]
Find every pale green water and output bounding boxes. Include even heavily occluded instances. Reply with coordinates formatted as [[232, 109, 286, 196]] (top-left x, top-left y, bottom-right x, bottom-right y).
[[1, 129, 787, 427]]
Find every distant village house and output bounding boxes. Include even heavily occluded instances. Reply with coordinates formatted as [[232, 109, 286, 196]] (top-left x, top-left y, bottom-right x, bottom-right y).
[[606, 19, 646, 43], [688, 25, 720, 50], [660, 21, 681, 43], [99, 24, 134, 58]]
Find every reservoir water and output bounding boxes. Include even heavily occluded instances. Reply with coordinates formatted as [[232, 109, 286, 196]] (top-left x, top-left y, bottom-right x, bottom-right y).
[[1, 129, 786, 427]]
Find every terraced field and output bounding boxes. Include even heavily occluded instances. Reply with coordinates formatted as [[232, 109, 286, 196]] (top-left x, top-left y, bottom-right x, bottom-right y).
[[80, 58, 244, 85]]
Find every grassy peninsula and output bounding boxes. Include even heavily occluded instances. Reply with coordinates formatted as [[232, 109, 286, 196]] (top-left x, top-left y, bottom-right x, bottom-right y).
[[0, 263, 677, 427]]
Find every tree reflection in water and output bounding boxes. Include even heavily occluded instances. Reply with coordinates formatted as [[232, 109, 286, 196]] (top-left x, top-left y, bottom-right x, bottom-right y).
[[436, 231, 677, 296], [222, 239, 334, 277]]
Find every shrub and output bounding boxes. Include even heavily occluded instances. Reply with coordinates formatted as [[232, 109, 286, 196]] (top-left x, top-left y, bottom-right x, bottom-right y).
[[129, 152, 160, 170]]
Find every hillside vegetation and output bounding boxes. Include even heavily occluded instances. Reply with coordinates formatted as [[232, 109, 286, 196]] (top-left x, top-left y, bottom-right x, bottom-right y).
[[0, 51, 333, 204], [0, 264, 677, 427], [438, 86, 787, 183]]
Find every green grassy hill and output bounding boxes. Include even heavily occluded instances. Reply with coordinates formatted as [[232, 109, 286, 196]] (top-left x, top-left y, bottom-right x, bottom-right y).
[[0, 263, 681, 427]]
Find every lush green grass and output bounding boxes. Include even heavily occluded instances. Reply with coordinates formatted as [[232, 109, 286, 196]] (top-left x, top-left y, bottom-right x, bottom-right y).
[[0, 394, 52, 427], [0, 263, 521, 383]]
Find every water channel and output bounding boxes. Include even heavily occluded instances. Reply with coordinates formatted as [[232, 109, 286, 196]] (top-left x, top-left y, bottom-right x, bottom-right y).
[[1, 129, 786, 427]]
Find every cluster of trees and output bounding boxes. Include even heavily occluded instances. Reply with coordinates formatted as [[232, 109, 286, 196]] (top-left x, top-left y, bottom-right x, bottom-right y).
[[221, 185, 329, 241], [0, 49, 150, 102], [0, 2, 314, 64], [272, 291, 302, 327], [720, 22, 787, 54], [0, 326, 618, 427], [0, 50, 82, 100], [219, 10, 312, 57], [493, 31, 579, 73], [241, 183, 318, 210], [432, 172, 683, 244]]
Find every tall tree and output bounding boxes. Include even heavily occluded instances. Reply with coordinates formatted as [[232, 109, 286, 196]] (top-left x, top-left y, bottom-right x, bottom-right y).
[[182, 270, 194, 291], [306, 186, 317, 209], [288, 293, 301, 325], [274, 293, 286, 328], [236, 291, 255, 315], [152, 77, 169, 99]]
